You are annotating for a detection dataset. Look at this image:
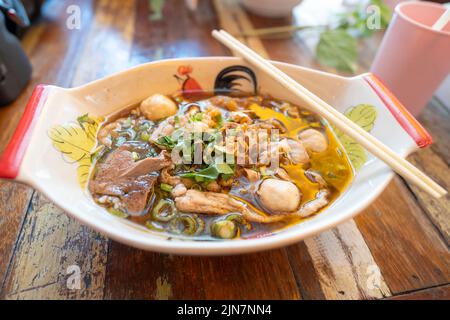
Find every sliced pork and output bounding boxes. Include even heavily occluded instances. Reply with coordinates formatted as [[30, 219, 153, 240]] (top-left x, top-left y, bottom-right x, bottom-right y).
[[90, 146, 170, 215], [174, 190, 247, 215]]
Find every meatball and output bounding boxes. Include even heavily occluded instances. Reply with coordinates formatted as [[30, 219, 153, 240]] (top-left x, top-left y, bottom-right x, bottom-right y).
[[257, 179, 301, 213], [140, 94, 178, 121], [278, 138, 310, 164], [298, 129, 328, 153]]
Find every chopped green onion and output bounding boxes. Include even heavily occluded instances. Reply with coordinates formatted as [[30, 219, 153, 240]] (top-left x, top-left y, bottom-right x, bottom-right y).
[[152, 199, 177, 222], [145, 220, 165, 232], [160, 183, 173, 192], [114, 136, 127, 146], [145, 148, 158, 158], [190, 184, 202, 191], [190, 112, 203, 122], [211, 220, 237, 239], [225, 213, 250, 231], [214, 113, 223, 127], [170, 214, 204, 235], [225, 213, 245, 224], [140, 131, 150, 141], [117, 128, 136, 140], [139, 120, 153, 130], [121, 118, 132, 128], [107, 207, 128, 218], [195, 215, 205, 234]]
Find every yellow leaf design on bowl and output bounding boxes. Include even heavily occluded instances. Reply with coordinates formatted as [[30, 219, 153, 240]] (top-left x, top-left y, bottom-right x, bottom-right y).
[[333, 104, 377, 171], [339, 135, 367, 172], [345, 104, 377, 132], [49, 114, 101, 188], [76, 157, 93, 190]]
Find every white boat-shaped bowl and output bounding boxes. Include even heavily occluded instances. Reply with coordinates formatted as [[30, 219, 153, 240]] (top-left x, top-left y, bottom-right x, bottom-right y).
[[0, 57, 432, 255]]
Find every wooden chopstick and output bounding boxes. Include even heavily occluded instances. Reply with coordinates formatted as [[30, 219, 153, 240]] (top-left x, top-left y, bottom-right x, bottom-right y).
[[212, 29, 447, 198], [234, 25, 322, 38]]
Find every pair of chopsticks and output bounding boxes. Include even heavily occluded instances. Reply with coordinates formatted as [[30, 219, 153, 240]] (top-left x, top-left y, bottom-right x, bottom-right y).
[[212, 29, 447, 198]]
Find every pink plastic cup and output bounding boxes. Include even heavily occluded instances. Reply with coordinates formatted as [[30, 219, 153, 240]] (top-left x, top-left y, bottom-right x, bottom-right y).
[[371, 1, 450, 116]]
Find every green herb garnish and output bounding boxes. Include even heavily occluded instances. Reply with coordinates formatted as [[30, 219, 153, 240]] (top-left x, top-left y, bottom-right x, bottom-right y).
[[156, 135, 176, 149], [107, 207, 128, 218], [180, 162, 234, 182], [214, 113, 223, 127], [140, 131, 150, 141], [190, 112, 204, 122], [160, 183, 173, 192]]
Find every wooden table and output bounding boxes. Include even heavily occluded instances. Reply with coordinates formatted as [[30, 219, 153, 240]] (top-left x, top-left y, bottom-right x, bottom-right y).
[[0, 0, 448, 300]]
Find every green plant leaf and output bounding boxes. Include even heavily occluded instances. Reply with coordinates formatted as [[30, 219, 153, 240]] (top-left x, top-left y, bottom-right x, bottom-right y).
[[316, 29, 358, 73], [336, 0, 391, 38]]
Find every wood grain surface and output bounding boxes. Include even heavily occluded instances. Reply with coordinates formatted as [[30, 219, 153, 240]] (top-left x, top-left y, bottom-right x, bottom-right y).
[[0, 0, 448, 300]]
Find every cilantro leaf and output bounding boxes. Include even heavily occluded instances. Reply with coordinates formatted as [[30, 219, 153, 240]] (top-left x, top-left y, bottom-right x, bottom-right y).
[[156, 135, 176, 149], [179, 163, 234, 182]]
